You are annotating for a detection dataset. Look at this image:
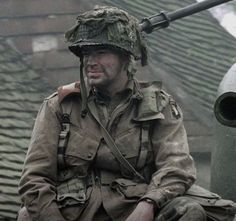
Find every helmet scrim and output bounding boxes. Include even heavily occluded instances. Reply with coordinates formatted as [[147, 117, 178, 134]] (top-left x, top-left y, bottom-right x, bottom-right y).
[[65, 5, 148, 66]]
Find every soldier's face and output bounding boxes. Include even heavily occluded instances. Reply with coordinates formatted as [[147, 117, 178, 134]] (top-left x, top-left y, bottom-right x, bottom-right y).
[[83, 48, 127, 90]]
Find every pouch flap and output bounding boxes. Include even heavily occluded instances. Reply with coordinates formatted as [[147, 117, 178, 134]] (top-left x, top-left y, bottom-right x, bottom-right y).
[[186, 184, 220, 199], [111, 178, 138, 187], [56, 177, 91, 208], [111, 178, 148, 199]]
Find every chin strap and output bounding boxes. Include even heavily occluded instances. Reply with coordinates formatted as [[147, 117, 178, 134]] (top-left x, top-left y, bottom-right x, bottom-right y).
[[80, 57, 88, 117]]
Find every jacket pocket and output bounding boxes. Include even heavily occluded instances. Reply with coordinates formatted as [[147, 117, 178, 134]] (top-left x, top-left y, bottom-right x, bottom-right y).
[[65, 125, 100, 167], [111, 178, 148, 199], [115, 127, 140, 159]]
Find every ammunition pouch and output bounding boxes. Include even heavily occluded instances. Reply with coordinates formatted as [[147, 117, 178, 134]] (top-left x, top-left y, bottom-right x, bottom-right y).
[[134, 81, 166, 121], [56, 169, 121, 208], [111, 178, 148, 200], [56, 174, 91, 208], [185, 185, 236, 221]]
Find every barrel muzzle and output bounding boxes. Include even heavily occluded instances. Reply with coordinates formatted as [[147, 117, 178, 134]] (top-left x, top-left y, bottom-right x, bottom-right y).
[[214, 64, 236, 127]]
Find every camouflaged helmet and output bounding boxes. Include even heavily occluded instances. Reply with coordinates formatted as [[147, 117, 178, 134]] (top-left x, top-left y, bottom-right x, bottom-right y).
[[65, 5, 148, 66]]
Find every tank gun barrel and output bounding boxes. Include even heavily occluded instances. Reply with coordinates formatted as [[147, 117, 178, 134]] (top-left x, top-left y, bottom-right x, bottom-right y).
[[214, 64, 236, 127], [140, 0, 233, 33]]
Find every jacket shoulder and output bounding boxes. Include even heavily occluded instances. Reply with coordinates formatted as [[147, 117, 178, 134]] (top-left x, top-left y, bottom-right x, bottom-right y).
[[57, 81, 81, 103], [45, 91, 58, 100]]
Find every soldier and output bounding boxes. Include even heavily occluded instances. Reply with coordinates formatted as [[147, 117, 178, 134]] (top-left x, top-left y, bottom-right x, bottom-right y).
[[18, 5, 209, 221]]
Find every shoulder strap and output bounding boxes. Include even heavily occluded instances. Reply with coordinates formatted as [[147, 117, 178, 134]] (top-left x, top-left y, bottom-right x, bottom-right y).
[[57, 82, 79, 169], [87, 101, 145, 183], [57, 100, 73, 169], [136, 121, 150, 169]]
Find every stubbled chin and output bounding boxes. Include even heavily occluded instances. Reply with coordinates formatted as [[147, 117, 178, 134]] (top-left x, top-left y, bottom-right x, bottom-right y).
[[87, 72, 104, 86], [87, 78, 103, 87]]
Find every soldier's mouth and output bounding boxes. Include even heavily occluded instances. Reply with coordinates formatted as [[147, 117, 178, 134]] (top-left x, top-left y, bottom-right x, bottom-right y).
[[87, 72, 103, 78]]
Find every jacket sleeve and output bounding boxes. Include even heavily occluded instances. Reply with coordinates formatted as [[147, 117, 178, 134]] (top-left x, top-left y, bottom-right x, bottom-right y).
[[18, 96, 66, 221], [141, 98, 196, 209]]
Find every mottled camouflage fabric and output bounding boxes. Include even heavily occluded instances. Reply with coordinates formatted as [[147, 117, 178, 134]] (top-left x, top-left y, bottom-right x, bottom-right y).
[[65, 5, 148, 65]]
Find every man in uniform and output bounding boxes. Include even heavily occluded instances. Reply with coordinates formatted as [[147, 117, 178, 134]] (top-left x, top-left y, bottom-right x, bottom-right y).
[[18, 5, 208, 221]]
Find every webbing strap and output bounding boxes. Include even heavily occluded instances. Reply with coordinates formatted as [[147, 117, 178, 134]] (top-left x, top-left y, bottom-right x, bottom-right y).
[[58, 101, 73, 169], [136, 122, 150, 169], [87, 101, 145, 182], [79, 58, 88, 117]]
